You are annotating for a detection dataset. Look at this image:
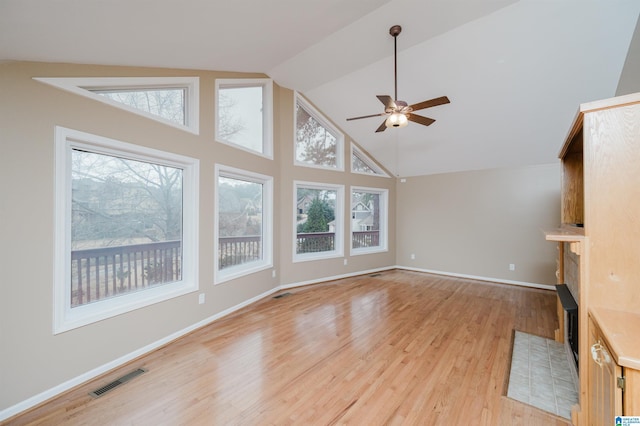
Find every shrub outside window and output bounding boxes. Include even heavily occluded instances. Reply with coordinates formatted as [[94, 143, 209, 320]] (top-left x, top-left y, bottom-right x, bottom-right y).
[[54, 127, 199, 333]]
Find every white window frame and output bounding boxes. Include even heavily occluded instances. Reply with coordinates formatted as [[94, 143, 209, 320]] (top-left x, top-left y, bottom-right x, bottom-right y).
[[350, 186, 389, 256], [34, 77, 200, 134], [351, 143, 389, 177], [53, 126, 200, 334], [293, 181, 344, 263], [214, 164, 273, 284], [215, 78, 273, 159], [294, 92, 344, 171]]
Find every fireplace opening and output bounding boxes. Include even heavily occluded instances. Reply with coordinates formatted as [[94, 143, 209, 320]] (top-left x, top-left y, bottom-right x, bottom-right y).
[[556, 284, 579, 369]]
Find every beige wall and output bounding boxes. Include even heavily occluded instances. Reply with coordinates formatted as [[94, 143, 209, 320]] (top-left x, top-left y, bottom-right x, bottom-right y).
[[617, 16, 640, 96], [395, 164, 561, 285], [0, 62, 395, 413]]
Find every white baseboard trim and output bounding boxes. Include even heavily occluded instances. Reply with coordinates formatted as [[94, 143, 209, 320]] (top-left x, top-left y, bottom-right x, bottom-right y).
[[279, 265, 396, 290], [0, 286, 281, 422], [395, 265, 556, 291]]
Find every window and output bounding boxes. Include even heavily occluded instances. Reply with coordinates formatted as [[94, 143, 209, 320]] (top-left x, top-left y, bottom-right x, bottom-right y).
[[34, 77, 200, 134], [351, 144, 388, 177], [295, 93, 344, 170], [351, 187, 388, 254], [215, 79, 273, 158], [294, 181, 344, 261], [215, 165, 273, 283], [54, 127, 199, 333], [92, 87, 186, 126]]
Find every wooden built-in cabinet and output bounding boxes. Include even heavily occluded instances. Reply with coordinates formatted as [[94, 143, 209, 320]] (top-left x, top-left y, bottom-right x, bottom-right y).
[[545, 92, 640, 425]]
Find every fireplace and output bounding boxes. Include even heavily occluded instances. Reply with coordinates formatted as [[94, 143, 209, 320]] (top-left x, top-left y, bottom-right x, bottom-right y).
[[556, 284, 579, 369]]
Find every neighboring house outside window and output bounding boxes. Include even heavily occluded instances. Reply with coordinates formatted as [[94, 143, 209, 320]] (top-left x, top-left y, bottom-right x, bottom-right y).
[[351, 187, 388, 255]]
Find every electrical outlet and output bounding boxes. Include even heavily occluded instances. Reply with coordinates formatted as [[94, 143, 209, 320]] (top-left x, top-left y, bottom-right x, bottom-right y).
[[198, 293, 205, 304], [272, 270, 277, 278], [509, 263, 516, 271], [344, 259, 348, 266], [410, 253, 416, 260]]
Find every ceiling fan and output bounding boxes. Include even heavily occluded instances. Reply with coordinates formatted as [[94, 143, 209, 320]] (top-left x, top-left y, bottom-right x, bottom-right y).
[[346, 25, 450, 132]]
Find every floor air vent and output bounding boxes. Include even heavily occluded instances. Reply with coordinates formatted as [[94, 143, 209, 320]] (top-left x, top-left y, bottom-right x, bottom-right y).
[[89, 368, 147, 398], [273, 292, 292, 299], [369, 273, 382, 277]]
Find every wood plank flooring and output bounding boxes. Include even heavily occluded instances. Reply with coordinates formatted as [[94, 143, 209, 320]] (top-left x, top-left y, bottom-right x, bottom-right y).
[[5, 270, 571, 425]]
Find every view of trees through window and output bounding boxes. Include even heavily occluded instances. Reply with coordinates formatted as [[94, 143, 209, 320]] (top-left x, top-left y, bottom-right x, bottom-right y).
[[352, 152, 376, 174], [71, 149, 183, 306], [296, 187, 337, 254], [217, 85, 263, 153], [217, 175, 263, 270], [92, 88, 186, 126], [295, 102, 338, 168]]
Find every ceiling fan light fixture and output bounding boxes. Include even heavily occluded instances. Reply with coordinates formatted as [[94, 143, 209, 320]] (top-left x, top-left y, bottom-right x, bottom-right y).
[[386, 112, 408, 128]]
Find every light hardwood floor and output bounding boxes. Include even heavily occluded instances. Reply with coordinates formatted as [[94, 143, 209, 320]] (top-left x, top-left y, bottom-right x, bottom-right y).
[[5, 270, 570, 425]]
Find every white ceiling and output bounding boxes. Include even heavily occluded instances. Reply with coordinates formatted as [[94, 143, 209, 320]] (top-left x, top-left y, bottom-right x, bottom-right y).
[[1, 0, 639, 176]]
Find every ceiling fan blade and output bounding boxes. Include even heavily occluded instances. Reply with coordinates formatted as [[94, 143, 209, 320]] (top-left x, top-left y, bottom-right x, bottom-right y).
[[409, 96, 450, 112], [375, 120, 387, 133], [377, 95, 396, 110], [408, 114, 435, 127], [346, 112, 386, 121]]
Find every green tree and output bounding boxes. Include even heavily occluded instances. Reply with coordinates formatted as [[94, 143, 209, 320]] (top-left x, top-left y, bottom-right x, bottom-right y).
[[302, 198, 328, 232]]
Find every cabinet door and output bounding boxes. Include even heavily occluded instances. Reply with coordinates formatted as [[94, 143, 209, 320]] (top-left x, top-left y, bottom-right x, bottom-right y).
[[588, 320, 623, 425]]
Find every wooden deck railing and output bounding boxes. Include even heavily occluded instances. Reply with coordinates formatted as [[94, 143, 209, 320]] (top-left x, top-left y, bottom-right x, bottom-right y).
[[71, 240, 182, 307], [352, 230, 379, 248], [296, 232, 335, 253], [218, 235, 262, 269], [71, 232, 380, 306]]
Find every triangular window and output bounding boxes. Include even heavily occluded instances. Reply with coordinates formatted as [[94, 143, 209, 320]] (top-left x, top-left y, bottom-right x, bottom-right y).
[[351, 144, 388, 177], [34, 77, 199, 134]]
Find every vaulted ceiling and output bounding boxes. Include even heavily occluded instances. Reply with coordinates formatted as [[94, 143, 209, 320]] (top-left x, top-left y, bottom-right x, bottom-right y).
[[1, 0, 639, 176]]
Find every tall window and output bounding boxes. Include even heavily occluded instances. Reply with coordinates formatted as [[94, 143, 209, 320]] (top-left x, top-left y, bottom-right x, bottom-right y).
[[34, 77, 200, 134], [295, 93, 344, 170], [351, 187, 388, 254], [216, 79, 273, 158], [294, 182, 344, 261], [54, 127, 199, 333], [216, 165, 273, 283]]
